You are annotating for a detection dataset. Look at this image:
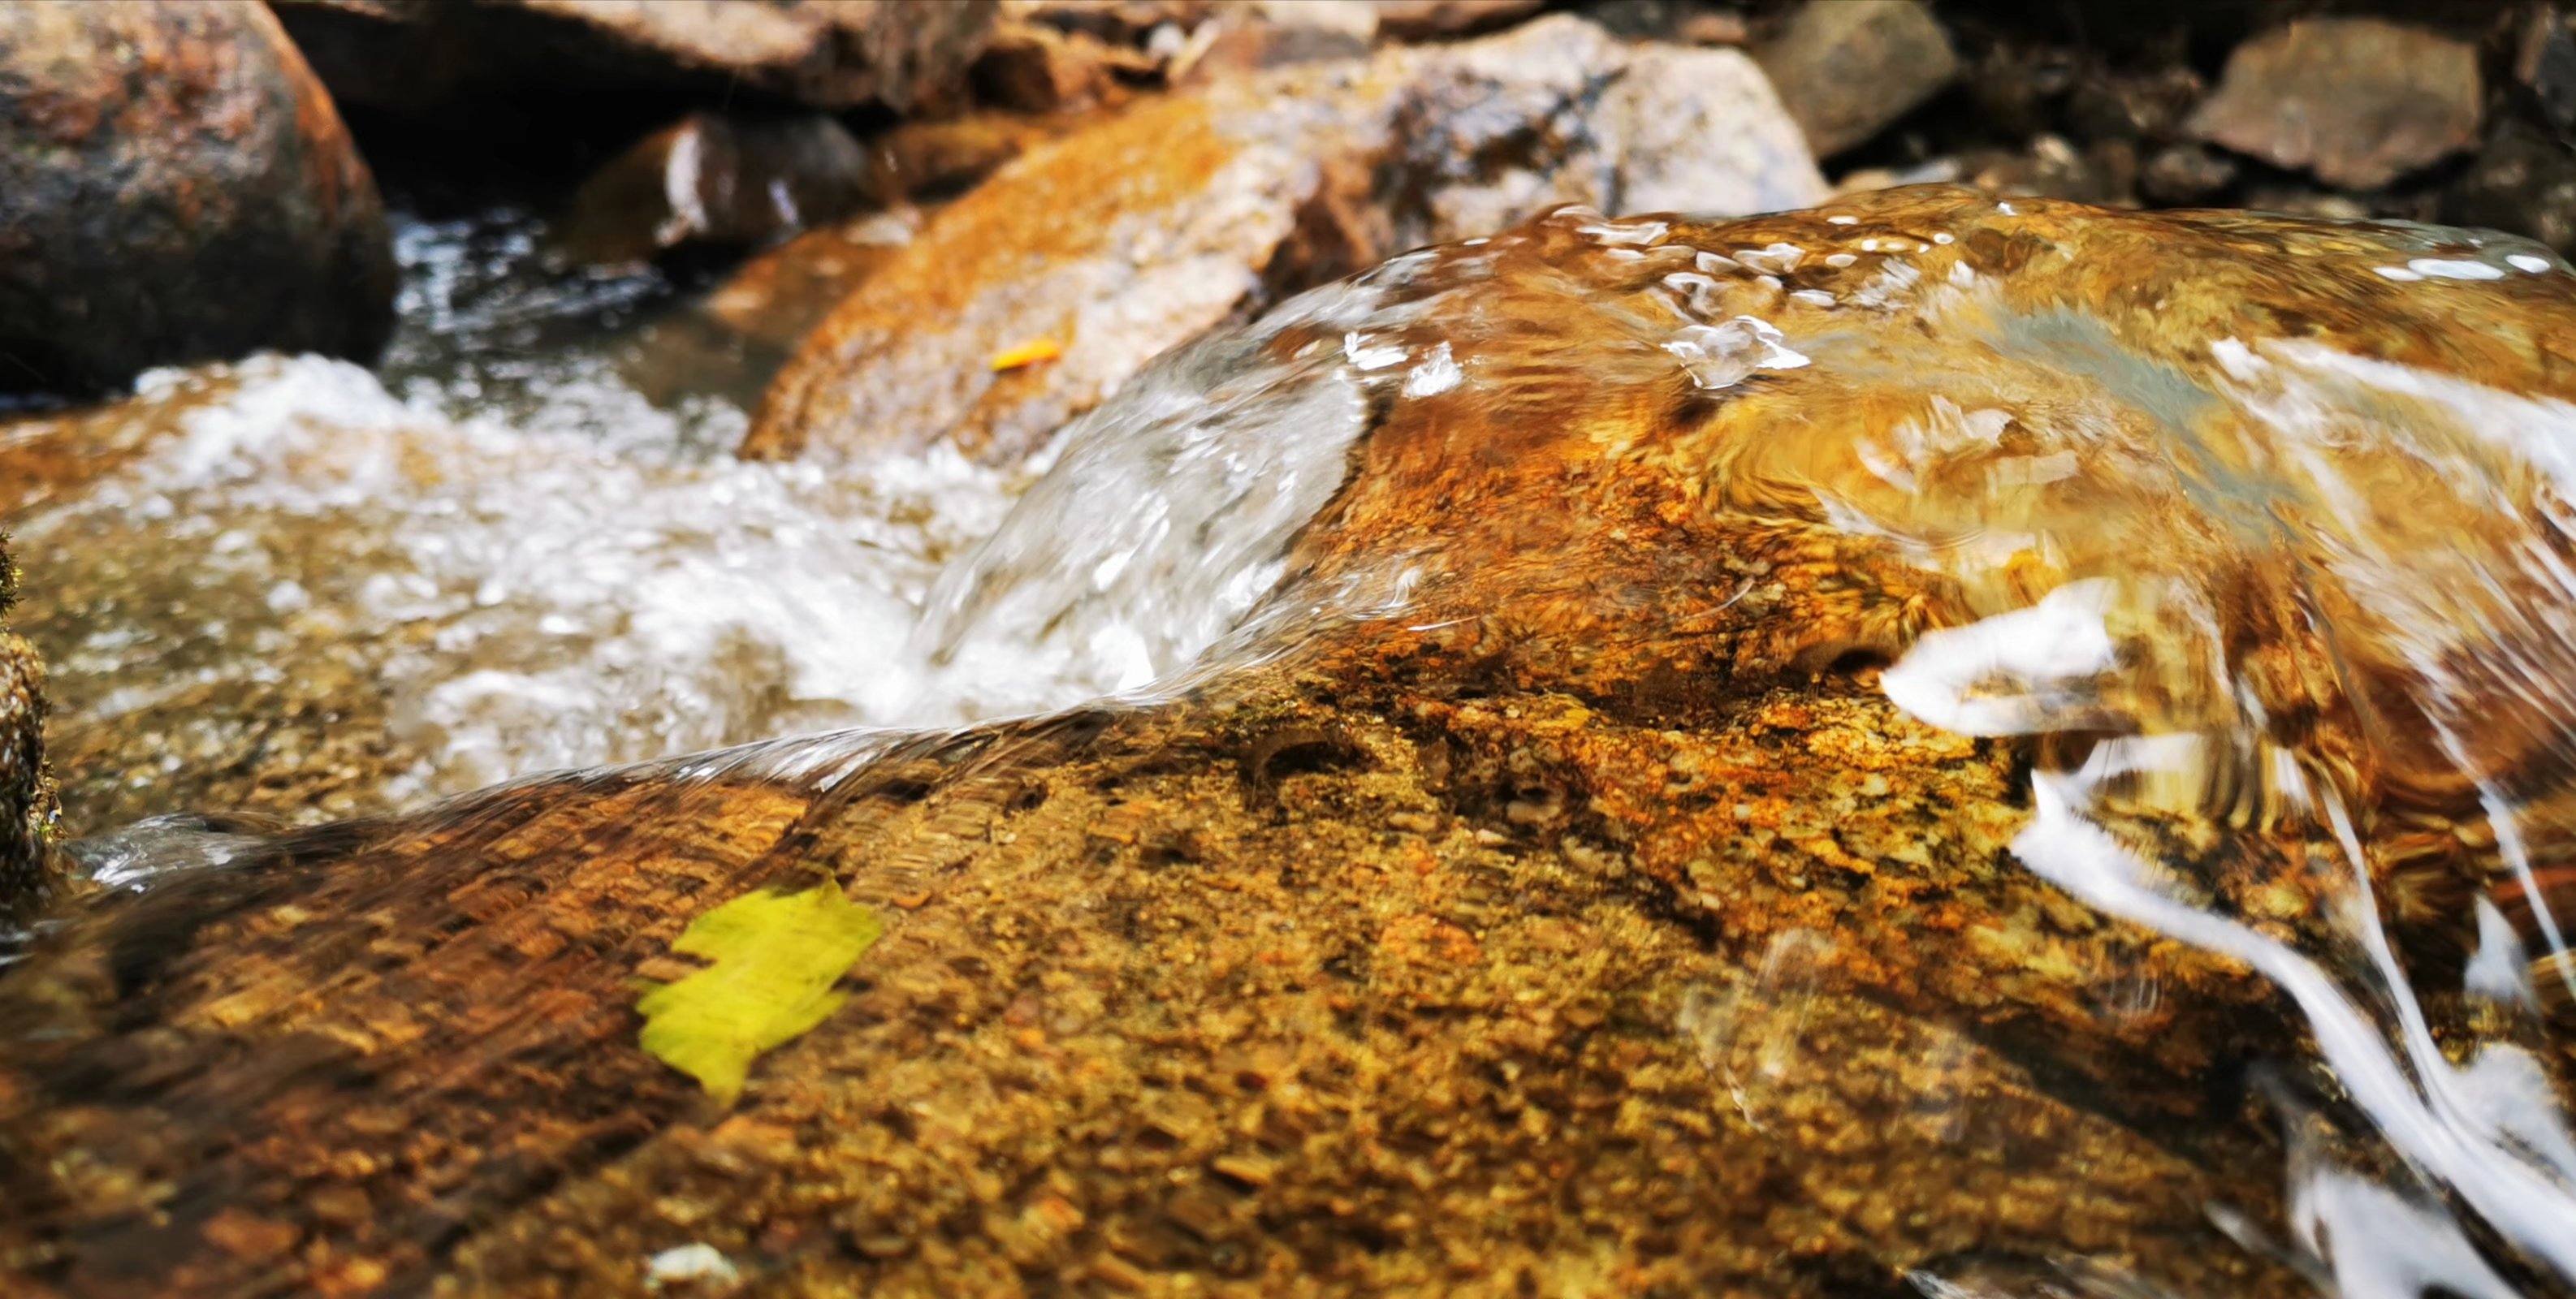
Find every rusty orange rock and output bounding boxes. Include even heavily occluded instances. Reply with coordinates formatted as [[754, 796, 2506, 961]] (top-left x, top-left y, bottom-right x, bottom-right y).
[[745, 15, 1822, 464]]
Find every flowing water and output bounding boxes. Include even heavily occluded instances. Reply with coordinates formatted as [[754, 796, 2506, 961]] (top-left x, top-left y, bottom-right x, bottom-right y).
[[8, 191, 2576, 1294], [6, 209, 1117, 831]]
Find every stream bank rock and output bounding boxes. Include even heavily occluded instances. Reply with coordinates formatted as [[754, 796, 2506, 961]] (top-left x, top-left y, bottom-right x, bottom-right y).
[[2187, 17, 2483, 191], [11, 188, 2575, 1294], [0, 1, 395, 398], [272, 0, 1000, 114], [0, 538, 55, 921], [745, 15, 1822, 464]]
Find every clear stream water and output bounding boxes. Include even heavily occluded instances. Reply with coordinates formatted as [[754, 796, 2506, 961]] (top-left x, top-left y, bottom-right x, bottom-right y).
[[7, 196, 2576, 1295]]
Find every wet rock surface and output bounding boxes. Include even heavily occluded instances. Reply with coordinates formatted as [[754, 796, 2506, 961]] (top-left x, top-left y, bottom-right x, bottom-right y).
[[0, 0, 395, 398], [6, 189, 2574, 1294], [2185, 17, 2484, 191], [271, 0, 1000, 114], [745, 58, 1412, 465], [746, 15, 1822, 465], [0, 538, 55, 922]]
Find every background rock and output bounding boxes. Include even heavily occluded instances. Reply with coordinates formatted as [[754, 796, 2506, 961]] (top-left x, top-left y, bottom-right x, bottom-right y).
[[555, 112, 874, 268], [972, 12, 1162, 111], [1370, 0, 1545, 41], [271, 0, 1000, 114], [2187, 17, 2482, 190], [2444, 120, 2576, 255], [1755, 0, 1960, 158], [747, 16, 1823, 465], [744, 59, 1412, 464], [1392, 15, 1822, 240], [0, 0, 395, 397], [2139, 142, 2237, 205], [2518, 6, 2576, 140]]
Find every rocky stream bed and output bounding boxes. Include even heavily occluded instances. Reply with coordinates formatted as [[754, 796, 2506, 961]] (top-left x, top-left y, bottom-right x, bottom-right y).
[[4, 3, 2576, 1297]]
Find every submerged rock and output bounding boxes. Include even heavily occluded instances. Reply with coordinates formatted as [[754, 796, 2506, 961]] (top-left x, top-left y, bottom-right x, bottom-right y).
[[0, 0, 394, 397], [5, 188, 2574, 1293], [2188, 17, 2483, 190], [272, 0, 999, 114], [746, 15, 1822, 464]]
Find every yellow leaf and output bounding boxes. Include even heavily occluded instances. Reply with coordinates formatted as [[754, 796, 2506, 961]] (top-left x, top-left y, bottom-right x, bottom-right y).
[[989, 337, 1063, 371], [637, 884, 884, 1104]]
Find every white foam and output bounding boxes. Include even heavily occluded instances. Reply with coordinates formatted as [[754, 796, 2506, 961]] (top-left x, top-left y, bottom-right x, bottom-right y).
[[21, 353, 1045, 800], [1663, 316, 1810, 390], [1403, 343, 1462, 397]]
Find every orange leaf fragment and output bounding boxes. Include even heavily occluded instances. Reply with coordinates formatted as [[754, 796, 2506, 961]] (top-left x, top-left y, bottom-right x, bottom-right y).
[[989, 337, 1064, 371]]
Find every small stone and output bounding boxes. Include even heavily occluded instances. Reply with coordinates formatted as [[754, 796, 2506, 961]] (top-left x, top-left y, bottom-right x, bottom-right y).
[[1190, 1, 1381, 73], [2187, 18, 2482, 190], [644, 1242, 738, 1290], [201, 1209, 300, 1260], [1371, 0, 1544, 41], [1677, 11, 1749, 46], [2444, 122, 2576, 255], [557, 112, 874, 268], [849, 1228, 913, 1259], [1209, 1152, 1280, 1188], [2140, 144, 2238, 206], [1755, 0, 1960, 158], [306, 1185, 374, 1229]]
